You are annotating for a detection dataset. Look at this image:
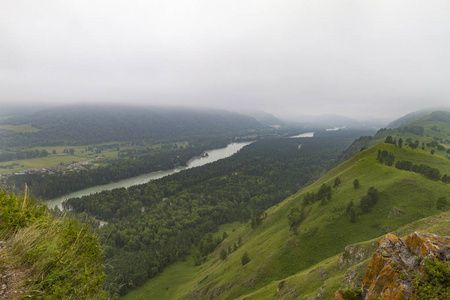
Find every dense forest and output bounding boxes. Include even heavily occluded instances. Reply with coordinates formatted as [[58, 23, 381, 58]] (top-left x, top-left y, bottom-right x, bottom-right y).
[[0, 105, 261, 148], [64, 137, 355, 295]]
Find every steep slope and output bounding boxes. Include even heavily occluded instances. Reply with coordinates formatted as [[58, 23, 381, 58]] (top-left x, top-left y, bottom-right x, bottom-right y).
[[126, 139, 450, 299], [248, 213, 450, 300], [0, 190, 106, 299]]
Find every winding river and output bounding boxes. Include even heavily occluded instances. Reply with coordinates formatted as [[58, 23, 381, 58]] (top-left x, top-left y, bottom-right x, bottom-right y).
[[47, 142, 252, 209]]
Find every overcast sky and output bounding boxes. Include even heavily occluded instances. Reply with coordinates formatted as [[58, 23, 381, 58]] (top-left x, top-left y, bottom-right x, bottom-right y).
[[1, 0, 449, 120]]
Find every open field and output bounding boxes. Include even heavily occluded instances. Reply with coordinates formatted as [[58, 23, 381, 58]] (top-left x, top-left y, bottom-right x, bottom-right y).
[[0, 141, 190, 174], [0, 150, 119, 174], [0, 124, 39, 133]]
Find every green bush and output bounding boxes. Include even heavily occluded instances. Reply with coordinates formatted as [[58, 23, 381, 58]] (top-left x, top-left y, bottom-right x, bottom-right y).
[[241, 251, 251, 266], [341, 286, 362, 299], [412, 258, 450, 299], [0, 190, 46, 233]]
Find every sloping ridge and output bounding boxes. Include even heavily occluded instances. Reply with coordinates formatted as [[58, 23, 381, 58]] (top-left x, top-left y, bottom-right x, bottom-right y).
[[137, 139, 449, 299], [127, 110, 450, 299]]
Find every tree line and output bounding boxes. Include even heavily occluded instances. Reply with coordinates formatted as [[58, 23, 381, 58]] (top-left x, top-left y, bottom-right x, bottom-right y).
[[377, 149, 448, 183]]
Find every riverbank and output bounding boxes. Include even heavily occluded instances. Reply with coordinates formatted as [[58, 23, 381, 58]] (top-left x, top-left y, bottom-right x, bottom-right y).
[[47, 142, 252, 209]]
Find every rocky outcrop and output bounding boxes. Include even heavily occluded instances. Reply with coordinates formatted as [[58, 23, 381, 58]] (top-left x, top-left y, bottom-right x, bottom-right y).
[[332, 289, 345, 300], [339, 231, 450, 300]]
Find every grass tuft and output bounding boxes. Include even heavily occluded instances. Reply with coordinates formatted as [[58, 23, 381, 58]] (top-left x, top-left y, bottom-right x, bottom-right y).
[[0, 190, 107, 299]]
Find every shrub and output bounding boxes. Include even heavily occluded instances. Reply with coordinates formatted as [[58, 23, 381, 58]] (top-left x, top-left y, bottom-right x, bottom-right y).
[[287, 207, 305, 229], [241, 251, 251, 265], [395, 160, 413, 171], [436, 197, 448, 211], [333, 177, 341, 188], [360, 187, 379, 213], [377, 150, 395, 166], [412, 258, 450, 299], [342, 286, 362, 299], [220, 249, 227, 260]]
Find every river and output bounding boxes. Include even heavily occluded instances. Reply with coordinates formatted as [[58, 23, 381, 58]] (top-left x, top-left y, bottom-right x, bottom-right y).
[[289, 132, 315, 138], [47, 142, 252, 209]]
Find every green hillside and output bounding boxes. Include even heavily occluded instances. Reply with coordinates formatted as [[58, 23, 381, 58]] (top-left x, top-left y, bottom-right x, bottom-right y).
[[341, 110, 450, 161], [374, 111, 450, 147], [128, 112, 450, 299]]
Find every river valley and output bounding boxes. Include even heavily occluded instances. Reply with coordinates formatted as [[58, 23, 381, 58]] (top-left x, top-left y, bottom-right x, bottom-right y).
[[47, 142, 252, 209]]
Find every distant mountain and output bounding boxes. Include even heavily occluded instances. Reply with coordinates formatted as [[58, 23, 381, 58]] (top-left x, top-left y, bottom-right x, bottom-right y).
[[386, 109, 434, 128], [0, 105, 261, 147], [241, 110, 282, 126], [0, 103, 55, 117], [387, 107, 450, 128], [281, 113, 385, 129]]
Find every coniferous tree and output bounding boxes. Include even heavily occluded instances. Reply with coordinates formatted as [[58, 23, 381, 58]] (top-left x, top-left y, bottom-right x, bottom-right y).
[[220, 249, 228, 260], [349, 206, 357, 223], [333, 177, 341, 188], [384, 136, 394, 144], [436, 197, 448, 211], [241, 251, 250, 265]]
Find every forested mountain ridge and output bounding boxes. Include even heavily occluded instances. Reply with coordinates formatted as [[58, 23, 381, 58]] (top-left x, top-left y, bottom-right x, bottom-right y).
[[128, 110, 450, 299], [0, 105, 261, 147]]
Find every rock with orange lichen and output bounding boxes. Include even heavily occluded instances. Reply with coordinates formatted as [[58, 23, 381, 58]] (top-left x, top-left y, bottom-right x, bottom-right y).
[[335, 231, 450, 300], [332, 289, 345, 300], [402, 231, 450, 261]]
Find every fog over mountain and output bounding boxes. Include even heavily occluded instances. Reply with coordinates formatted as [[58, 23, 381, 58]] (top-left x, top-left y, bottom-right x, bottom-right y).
[[1, 1, 450, 120]]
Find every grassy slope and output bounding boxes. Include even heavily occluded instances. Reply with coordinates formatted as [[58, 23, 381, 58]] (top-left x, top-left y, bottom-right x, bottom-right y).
[[243, 209, 450, 300], [124, 141, 450, 299], [372, 112, 450, 149], [344, 111, 450, 162], [0, 191, 107, 298]]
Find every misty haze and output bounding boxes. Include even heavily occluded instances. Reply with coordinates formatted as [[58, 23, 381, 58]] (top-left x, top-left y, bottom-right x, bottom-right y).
[[1, 1, 450, 299]]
